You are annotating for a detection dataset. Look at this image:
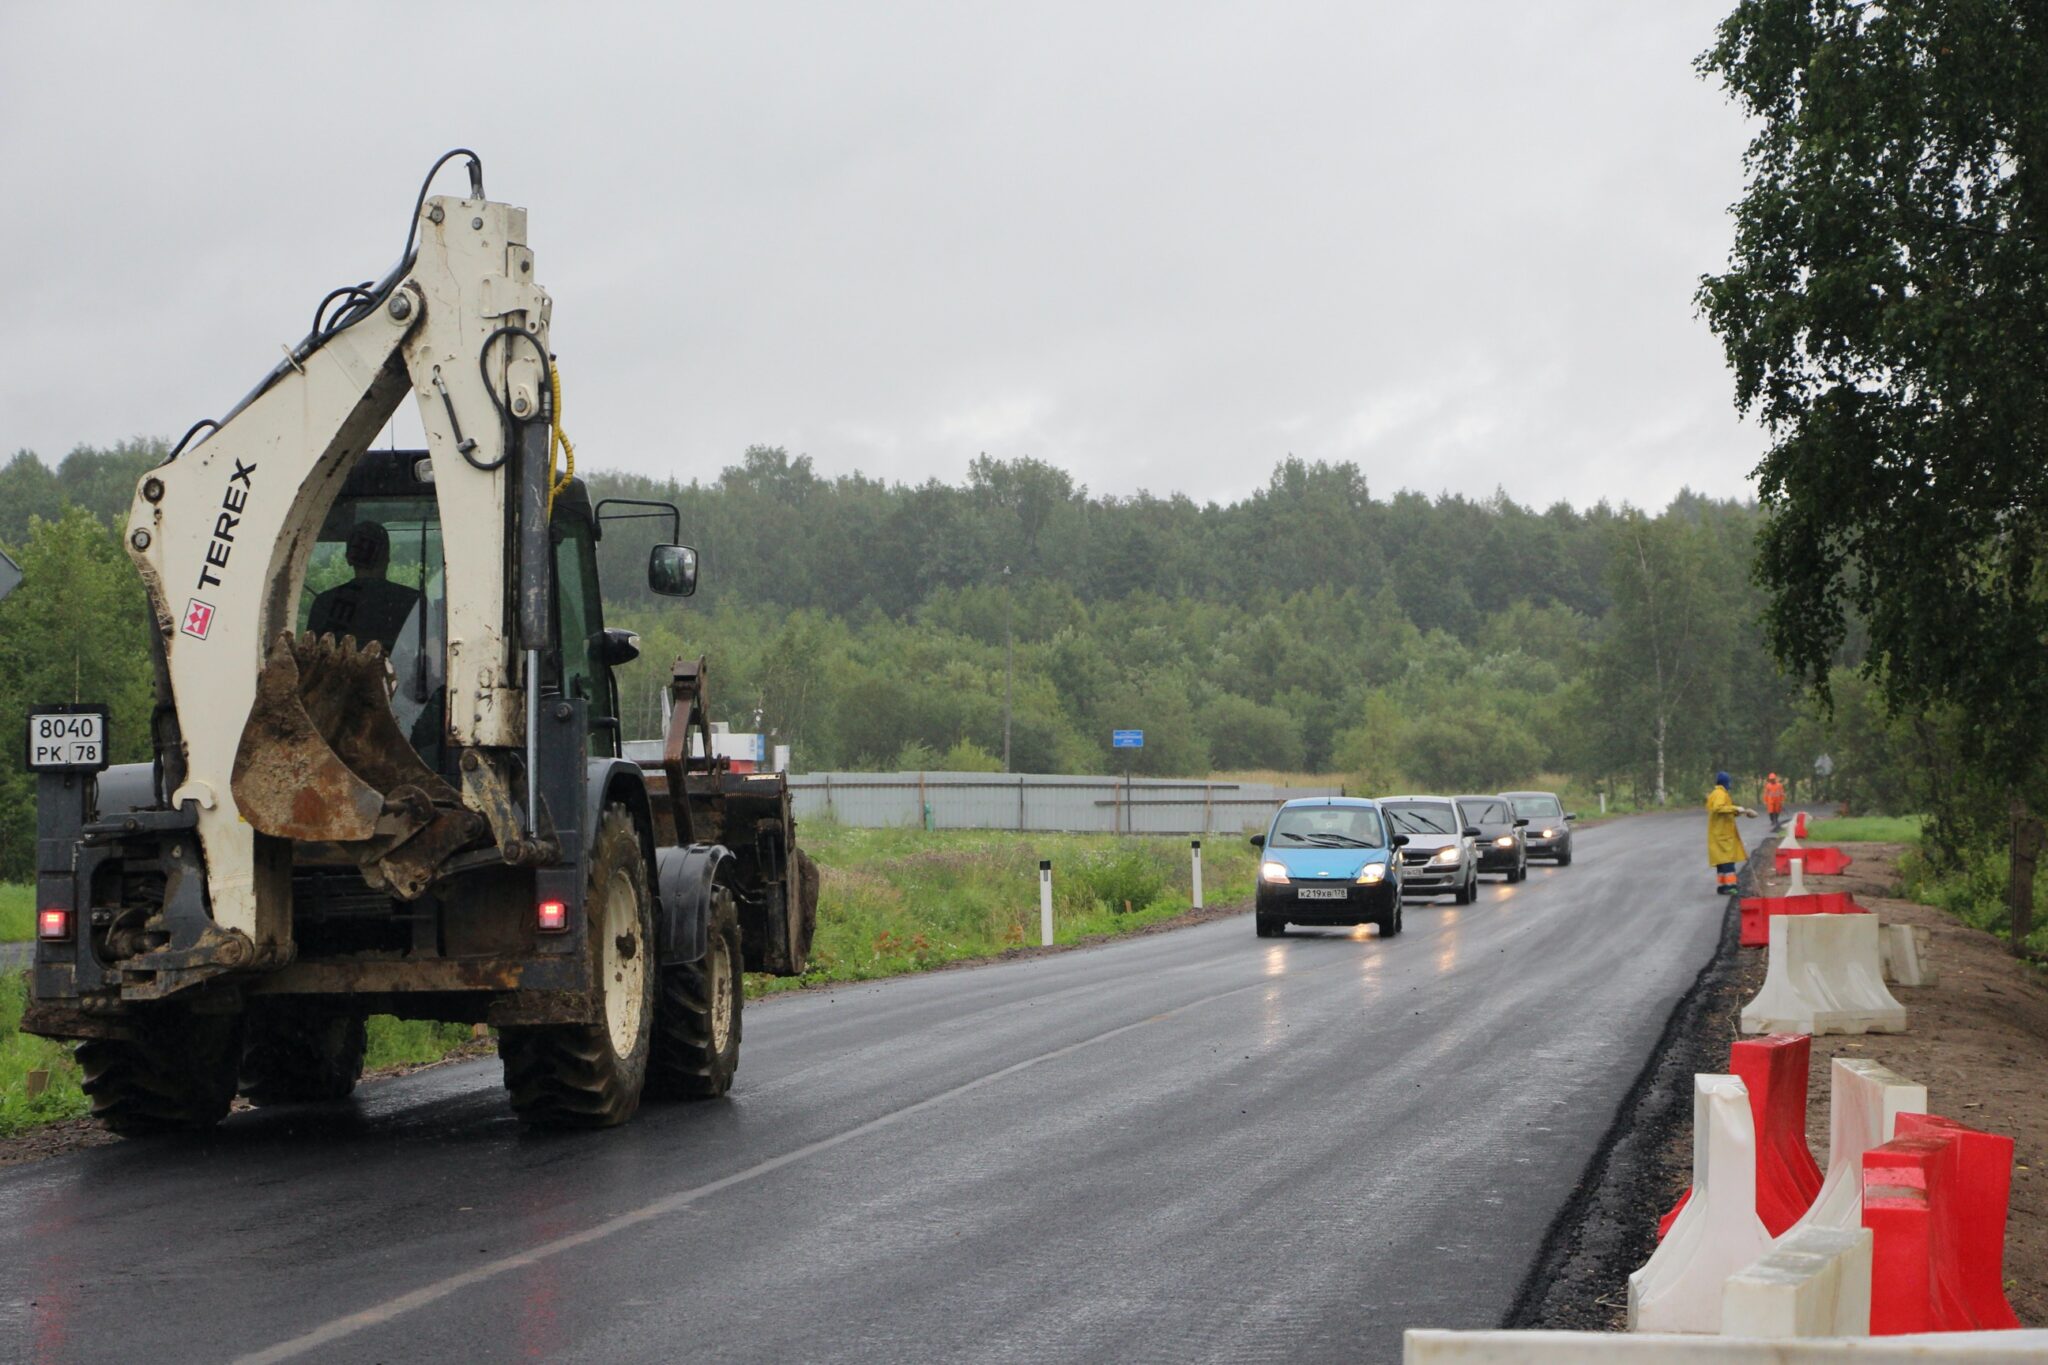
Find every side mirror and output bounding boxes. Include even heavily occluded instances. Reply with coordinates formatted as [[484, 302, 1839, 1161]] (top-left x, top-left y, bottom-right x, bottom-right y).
[[1513, 817, 1530, 828], [1391, 834, 1410, 847], [1463, 826, 1483, 840], [1249, 833, 1266, 848], [598, 627, 641, 667], [1564, 812, 1579, 822], [649, 544, 698, 597]]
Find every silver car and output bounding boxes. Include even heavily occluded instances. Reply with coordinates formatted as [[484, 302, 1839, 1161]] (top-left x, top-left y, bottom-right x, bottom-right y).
[[1380, 796, 1481, 904]]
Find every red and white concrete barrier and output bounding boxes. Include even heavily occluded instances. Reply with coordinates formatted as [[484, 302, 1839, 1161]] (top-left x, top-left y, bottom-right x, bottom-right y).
[[1737, 892, 1868, 950], [1879, 923, 1935, 987], [1658, 1035, 1824, 1239], [1629, 1076, 1772, 1334], [1864, 1113, 2021, 1335], [1740, 915, 1907, 1037], [1720, 1226, 1872, 1338], [1776, 846, 1852, 877], [1402, 1328, 2048, 1361], [1785, 1058, 1927, 1240]]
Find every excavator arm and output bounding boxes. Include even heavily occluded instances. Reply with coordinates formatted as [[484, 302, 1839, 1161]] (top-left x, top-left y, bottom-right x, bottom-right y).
[[124, 154, 557, 951]]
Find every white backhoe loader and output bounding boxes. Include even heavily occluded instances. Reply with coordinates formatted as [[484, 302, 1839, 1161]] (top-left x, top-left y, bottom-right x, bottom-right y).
[[23, 150, 817, 1131]]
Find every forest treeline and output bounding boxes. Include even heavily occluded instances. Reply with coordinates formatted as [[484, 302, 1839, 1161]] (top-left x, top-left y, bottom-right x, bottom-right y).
[[0, 437, 1807, 879]]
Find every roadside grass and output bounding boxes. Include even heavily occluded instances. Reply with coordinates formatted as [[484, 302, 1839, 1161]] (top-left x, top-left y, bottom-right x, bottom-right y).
[[1808, 815, 1923, 844], [364, 1016, 478, 1070], [0, 973, 89, 1135], [0, 885, 33, 943], [755, 825, 1258, 994], [1899, 841, 2048, 958]]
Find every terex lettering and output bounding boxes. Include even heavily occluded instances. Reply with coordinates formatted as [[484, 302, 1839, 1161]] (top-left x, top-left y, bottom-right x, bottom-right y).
[[196, 458, 257, 590]]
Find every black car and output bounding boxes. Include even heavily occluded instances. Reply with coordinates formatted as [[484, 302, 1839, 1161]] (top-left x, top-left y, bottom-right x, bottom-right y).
[[1456, 795, 1528, 882], [1501, 790, 1576, 865]]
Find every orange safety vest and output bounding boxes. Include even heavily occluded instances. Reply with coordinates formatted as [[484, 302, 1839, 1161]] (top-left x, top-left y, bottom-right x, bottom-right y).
[[1763, 777, 1785, 813]]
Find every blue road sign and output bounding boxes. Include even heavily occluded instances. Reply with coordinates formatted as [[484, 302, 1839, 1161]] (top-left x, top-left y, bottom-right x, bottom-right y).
[[1112, 729, 1144, 749]]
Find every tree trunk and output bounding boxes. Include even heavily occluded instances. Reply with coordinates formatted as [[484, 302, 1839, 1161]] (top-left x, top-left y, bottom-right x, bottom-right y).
[[2010, 793, 2043, 957], [1653, 714, 1668, 806]]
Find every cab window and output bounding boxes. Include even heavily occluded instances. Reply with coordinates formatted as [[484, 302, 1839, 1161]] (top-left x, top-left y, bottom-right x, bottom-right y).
[[552, 511, 617, 756]]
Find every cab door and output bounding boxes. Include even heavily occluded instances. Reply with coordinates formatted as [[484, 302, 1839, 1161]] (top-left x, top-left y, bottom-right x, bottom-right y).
[[551, 506, 619, 757]]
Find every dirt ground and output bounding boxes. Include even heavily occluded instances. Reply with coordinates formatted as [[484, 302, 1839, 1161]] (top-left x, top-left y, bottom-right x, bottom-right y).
[[1741, 841, 2048, 1325]]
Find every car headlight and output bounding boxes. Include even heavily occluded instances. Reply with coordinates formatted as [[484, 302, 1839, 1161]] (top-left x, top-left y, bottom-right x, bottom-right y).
[[1356, 862, 1388, 885], [1431, 846, 1461, 865], [1540, 828, 1557, 839], [1260, 860, 1291, 884], [1494, 835, 1516, 848]]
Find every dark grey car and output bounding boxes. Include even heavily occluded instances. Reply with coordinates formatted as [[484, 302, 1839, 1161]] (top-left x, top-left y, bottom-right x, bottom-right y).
[[1501, 790, 1576, 865]]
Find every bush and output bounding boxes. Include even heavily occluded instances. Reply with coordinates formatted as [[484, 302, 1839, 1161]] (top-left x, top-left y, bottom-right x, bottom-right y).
[[1072, 846, 1167, 914], [1898, 842, 2048, 957]]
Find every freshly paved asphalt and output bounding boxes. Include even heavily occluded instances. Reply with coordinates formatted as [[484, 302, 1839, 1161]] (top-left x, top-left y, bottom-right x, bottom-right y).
[[0, 812, 1725, 1364]]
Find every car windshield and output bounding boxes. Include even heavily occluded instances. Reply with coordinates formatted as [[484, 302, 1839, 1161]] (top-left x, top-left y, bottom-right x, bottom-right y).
[[1383, 803, 1458, 837], [1269, 806, 1385, 848], [1459, 799, 1511, 825], [1509, 795, 1564, 820]]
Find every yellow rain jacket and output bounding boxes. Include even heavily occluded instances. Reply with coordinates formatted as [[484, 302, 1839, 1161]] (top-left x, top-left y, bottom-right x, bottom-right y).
[[1707, 784, 1746, 866]]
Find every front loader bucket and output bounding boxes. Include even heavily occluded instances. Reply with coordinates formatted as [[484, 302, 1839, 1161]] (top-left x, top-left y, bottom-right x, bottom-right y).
[[232, 632, 460, 843]]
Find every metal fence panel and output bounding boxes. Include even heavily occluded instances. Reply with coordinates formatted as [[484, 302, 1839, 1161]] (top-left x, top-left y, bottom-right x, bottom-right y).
[[787, 772, 1343, 834]]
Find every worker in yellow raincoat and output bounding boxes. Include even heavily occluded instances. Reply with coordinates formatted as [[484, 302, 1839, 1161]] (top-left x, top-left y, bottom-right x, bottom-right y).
[[1707, 771, 1757, 895]]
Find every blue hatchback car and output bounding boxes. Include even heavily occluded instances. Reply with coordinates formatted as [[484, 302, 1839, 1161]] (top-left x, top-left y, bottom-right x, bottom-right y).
[[1249, 797, 1407, 939]]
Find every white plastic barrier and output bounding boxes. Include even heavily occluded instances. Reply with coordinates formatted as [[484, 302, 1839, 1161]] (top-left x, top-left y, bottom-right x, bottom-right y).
[[1740, 914, 1908, 1036], [1783, 1058, 1927, 1239], [1721, 1226, 1872, 1338], [1628, 1075, 1771, 1334], [1880, 923, 1935, 987], [1403, 1328, 2048, 1363]]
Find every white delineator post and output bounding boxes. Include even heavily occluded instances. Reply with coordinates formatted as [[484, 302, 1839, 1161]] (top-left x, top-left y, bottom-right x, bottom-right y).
[[1039, 859, 1054, 947], [1191, 839, 1204, 910]]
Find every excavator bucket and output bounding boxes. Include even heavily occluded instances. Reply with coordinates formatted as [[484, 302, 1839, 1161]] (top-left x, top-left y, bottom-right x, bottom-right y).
[[232, 632, 461, 844]]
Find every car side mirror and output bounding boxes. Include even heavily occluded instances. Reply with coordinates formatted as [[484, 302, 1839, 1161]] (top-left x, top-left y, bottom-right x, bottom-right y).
[[1249, 833, 1265, 848], [598, 627, 641, 667], [1513, 817, 1530, 828], [1391, 834, 1410, 847], [1463, 826, 1482, 839], [649, 544, 699, 597], [1564, 812, 1579, 822]]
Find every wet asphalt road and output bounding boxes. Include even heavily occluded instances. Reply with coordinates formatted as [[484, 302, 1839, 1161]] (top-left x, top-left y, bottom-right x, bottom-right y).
[[0, 812, 1724, 1364]]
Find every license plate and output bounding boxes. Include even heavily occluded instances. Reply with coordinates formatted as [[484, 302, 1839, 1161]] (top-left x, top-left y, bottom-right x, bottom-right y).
[[25, 706, 109, 772], [1297, 887, 1347, 901]]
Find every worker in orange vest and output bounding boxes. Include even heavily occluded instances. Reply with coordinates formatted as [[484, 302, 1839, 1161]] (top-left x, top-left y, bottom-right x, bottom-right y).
[[1762, 772, 1787, 832]]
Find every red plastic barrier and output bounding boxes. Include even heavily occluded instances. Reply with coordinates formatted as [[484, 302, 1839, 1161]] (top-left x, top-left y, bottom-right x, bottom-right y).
[[1793, 812, 1809, 838], [1737, 891, 1870, 948], [1658, 1034, 1824, 1239], [1862, 1113, 2020, 1334], [1775, 845, 1852, 876]]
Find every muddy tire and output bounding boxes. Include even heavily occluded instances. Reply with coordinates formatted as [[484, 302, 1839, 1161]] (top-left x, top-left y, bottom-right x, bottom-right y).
[[498, 805, 657, 1128], [646, 884, 743, 1099], [239, 1005, 368, 1105], [77, 1008, 243, 1136]]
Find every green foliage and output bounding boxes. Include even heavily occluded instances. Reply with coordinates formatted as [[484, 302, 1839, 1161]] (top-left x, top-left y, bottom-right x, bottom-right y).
[[1070, 846, 1168, 914], [362, 1016, 477, 1070], [1699, 3, 2048, 803], [1900, 845, 2048, 959], [0, 505, 156, 878], [0, 973, 89, 1135], [755, 826, 1255, 991], [0, 885, 31, 943], [1807, 816, 1922, 844]]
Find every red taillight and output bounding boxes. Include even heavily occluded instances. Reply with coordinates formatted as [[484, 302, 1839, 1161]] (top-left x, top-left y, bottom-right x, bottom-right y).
[[37, 908, 71, 941], [536, 900, 569, 933]]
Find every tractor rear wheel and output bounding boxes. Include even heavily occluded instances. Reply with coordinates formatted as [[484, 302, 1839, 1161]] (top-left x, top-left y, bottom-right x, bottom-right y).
[[77, 1007, 243, 1135], [499, 805, 657, 1128], [240, 1004, 367, 1104], [646, 884, 743, 1099]]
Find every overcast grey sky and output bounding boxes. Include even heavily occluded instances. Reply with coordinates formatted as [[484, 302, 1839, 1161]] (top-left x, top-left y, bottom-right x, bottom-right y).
[[2, 3, 1756, 510]]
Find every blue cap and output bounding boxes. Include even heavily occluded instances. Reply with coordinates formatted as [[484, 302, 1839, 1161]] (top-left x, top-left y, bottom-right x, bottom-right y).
[[1715, 771, 1732, 790]]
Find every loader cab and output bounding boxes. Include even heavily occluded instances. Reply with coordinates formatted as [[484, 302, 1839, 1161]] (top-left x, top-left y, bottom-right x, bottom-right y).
[[299, 453, 636, 766]]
